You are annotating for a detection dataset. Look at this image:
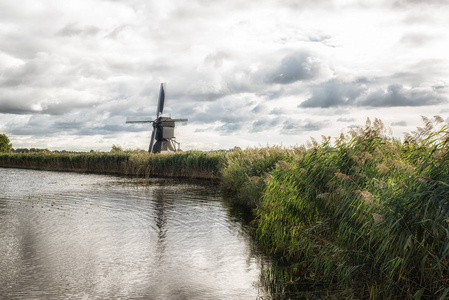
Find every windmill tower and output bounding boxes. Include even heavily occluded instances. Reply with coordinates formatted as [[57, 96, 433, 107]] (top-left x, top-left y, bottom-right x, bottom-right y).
[[126, 83, 188, 153]]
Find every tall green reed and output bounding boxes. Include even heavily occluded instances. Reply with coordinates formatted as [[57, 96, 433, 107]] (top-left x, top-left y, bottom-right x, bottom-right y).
[[256, 116, 449, 299]]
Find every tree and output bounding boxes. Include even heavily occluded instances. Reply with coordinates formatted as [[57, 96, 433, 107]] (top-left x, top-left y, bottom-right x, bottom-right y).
[[0, 133, 12, 153], [110, 144, 123, 153]]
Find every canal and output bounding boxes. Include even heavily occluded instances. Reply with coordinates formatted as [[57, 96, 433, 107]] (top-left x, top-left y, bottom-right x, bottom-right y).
[[0, 168, 273, 299]]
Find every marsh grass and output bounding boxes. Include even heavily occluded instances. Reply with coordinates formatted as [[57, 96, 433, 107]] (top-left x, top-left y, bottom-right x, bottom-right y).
[[220, 146, 302, 207], [256, 116, 449, 299], [0, 150, 225, 179]]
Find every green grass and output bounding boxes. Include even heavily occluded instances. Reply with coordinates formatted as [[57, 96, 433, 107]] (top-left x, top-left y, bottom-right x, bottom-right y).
[[1, 116, 448, 298], [0, 150, 225, 179]]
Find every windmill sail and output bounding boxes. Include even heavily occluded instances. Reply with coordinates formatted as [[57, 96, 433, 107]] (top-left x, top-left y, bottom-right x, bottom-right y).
[[149, 125, 157, 153], [156, 83, 165, 117], [126, 117, 152, 123]]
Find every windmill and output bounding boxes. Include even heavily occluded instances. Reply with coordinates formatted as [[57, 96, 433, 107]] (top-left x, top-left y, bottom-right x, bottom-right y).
[[126, 83, 188, 153]]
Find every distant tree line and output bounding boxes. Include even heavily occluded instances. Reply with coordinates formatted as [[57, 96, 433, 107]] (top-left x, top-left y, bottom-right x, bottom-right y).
[[12, 148, 51, 153], [11, 148, 88, 154]]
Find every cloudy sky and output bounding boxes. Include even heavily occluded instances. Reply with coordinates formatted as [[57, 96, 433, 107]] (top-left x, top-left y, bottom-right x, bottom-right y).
[[1, 0, 448, 151]]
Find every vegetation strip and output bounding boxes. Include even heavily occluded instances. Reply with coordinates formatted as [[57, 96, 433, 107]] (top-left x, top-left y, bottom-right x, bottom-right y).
[[1, 116, 448, 299]]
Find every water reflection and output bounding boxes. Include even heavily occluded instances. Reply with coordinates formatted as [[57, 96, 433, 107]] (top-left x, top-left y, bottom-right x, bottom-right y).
[[0, 168, 271, 299]]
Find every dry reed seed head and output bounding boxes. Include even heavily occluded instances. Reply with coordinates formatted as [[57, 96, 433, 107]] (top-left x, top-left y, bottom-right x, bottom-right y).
[[352, 156, 362, 166], [416, 176, 428, 183], [277, 160, 290, 170], [351, 166, 361, 174], [372, 213, 385, 224], [316, 193, 330, 199], [309, 137, 318, 148], [421, 115, 434, 132], [334, 133, 346, 146], [348, 128, 357, 139], [434, 150, 444, 160], [295, 145, 306, 154], [376, 163, 389, 174], [250, 176, 261, 183], [443, 132, 449, 143], [366, 117, 371, 127], [336, 186, 345, 195], [362, 152, 373, 161], [321, 135, 331, 144], [335, 172, 352, 182], [263, 174, 273, 184], [372, 178, 386, 188], [434, 115, 444, 124], [387, 126, 393, 136], [373, 118, 385, 132], [307, 184, 316, 192], [355, 190, 375, 204]]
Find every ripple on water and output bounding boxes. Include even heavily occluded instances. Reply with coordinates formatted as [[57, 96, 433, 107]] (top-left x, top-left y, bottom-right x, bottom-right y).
[[0, 168, 270, 299]]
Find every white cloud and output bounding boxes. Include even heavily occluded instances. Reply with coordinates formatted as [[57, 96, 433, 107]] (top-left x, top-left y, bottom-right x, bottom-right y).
[[0, 0, 448, 151]]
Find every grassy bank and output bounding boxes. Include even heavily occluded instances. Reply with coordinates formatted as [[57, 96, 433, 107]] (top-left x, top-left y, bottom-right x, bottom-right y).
[[0, 150, 225, 180], [1, 116, 448, 298]]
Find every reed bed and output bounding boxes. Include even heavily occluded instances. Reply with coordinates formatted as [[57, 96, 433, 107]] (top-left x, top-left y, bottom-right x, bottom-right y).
[[0, 150, 225, 179], [255, 116, 449, 299], [220, 145, 301, 206]]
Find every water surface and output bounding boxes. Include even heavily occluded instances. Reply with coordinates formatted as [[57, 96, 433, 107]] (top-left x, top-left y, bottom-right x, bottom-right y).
[[0, 168, 271, 299]]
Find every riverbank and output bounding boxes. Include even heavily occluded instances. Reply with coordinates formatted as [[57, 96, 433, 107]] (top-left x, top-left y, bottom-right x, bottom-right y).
[[1, 116, 448, 299], [0, 150, 225, 180]]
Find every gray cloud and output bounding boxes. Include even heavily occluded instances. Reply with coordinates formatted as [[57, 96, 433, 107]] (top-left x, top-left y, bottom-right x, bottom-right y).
[[281, 0, 334, 9], [300, 79, 447, 108], [0, 53, 72, 88], [57, 23, 101, 37], [265, 52, 323, 85], [5, 112, 143, 137], [394, 0, 449, 8], [399, 33, 435, 47], [251, 118, 281, 133], [380, 60, 448, 87], [215, 123, 243, 135], [269, 107, 287, 115], [0, 88, 102, 116], [281, 118, 329, 135], [308, 34, 332, 43], [360, 84, 445, 107], [204, 51, 230, 69], [391, 120, 407, 126], [401, 13, 435, 25], [337, 117, 355, 122], [251, 103, 267, 114], [172, 97, 261, 136], [299, 79, 366, 108]]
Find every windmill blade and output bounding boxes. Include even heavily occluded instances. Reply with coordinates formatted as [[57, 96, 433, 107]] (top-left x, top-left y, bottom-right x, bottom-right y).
[[126, 117, 153, 123], [158, 118, 188, 123], [156, 83, 166, 117], [148, 127, 157, 153]]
